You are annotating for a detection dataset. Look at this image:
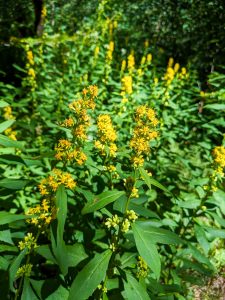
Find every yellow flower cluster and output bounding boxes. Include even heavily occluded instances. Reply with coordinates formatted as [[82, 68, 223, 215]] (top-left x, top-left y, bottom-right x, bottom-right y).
[[128, 53, 135, 71], [39, 168, 76, 195], [18, 233, 37, 252], [27, 51, 34, 65], [136, 256, 148, 278], [130, 105, 159, 167], [164, 66, 175, 83], [41, 6, 47, 18], [164, 58, 187, 83], [213, 146, 225, 168], [105, 214, 120, 229], [3, 106, 17, 140], [122, 75, 133, 94], [16, 264, 33, 278], [55, 139, 87, 164], [121, 59, 126, 72], [107, 41, 114, 61], [147, 53, 152, 63], [26, 198, 57, 227], [94, 46, 100, 58], [95, 114, 117, 157], [105, 210, 138, 233], [56, 85, 98, 164], [212, 146, 225, 177], [3, 106, 14, 120], [25, 46, 37, 90]]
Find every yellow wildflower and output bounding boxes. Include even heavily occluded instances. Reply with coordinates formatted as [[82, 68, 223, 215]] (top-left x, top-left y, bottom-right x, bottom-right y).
[[16, 264, 33, 278], [121, 59, 126, 72], [147, 53, 152, 63], [18, 233, 37, 252], [28, 68, 36, 78], [121, 219, 131, 233], [128, 53, 135, 70], [122, 75, 132, 94]]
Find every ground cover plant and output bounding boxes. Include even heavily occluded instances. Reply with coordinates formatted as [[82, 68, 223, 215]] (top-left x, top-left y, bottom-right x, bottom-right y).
[[0, 1, 225, 299]]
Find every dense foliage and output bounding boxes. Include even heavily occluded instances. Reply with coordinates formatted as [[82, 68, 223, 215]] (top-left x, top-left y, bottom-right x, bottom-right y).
[[0, 1, 225, 299]]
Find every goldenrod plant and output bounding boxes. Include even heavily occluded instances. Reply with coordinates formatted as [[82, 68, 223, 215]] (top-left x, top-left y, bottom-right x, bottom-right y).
[[0, 0, 225, 299]]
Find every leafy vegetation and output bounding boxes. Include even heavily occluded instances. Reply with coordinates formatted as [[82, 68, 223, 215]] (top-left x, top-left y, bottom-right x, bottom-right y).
[[0, 1, 224, 299]]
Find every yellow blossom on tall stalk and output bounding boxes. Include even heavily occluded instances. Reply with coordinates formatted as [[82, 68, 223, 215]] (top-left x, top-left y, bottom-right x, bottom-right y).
[[16, 264, 33, 279], [41, 6, 47, 18], [179, 67, 188, 79], [137, 256, 148, 278], [144, 39, 149, 48], [26, 198, 57, 228], [147, 53, 152, 63], [121, 59, 126, 72], [130, 105, 159, 167], [94, 46, 100, 58], [121, 75, 132, 94], [174, 63, 180, 73], [141, 56, 146, 65], [127, 53, 135, 71], [18, 233, 37, 252], [55, 85, 98, 164], [39, 168, 76, 195], [212, 146, 225, 177], [168, 57, 174, 68], [164, 66, 175, 84], [107, 41, 114, 61], [24, 46, 37, 90], [27, 50, 34, 65], [95, 114, 117, 157], [3, 106, 17, 140]]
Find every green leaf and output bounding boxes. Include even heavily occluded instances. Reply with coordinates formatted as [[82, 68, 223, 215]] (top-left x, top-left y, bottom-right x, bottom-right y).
[[123, 273, 150, 300], [9, 248, 27, 291], [204, 104, 225, 110], [0, 120, 15, 133], [82, 190, 125, 215], [0, 212, 30, 225], [0, 245, 18, 252], [21, 278, 39, 300], [46, 285, 69, 300], [0, 229, 13, 244], [0, 256, 9, 270], [0, 100, 9, 108], [66, 243, 88, 267], [50, 186, 69, 275], [132, 223, 161, 279], [68, 250, 112, 300], [56, 185, 67, 245], [0, 178, 28, 190], [0, 134, 23, 149], [133, 222, 183, 245], [0, 154, 25, 165], [36, 245, 57, 264], [204, 227, 225, 239], [139, 168, 169, 194], [194, 225, 210, 255]]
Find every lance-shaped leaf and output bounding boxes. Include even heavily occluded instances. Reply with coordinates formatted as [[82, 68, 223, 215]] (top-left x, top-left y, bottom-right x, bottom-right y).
[[0, 134, 24, 149], [132, 223, 161, 280], [68, 250, 112, 300], [123, 272, 150, 300], [82, 190, 125, 215], [9, 248, 27, 291], [139, 168, 170, 194], [0, 212, 31, 225], [134, 221, 183, 245], [0, 120, 15, 133], [0, 178, 28, 190]]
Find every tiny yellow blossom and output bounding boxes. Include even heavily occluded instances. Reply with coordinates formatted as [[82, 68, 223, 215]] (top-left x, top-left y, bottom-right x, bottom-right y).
[[121, 219, 131, 233]]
